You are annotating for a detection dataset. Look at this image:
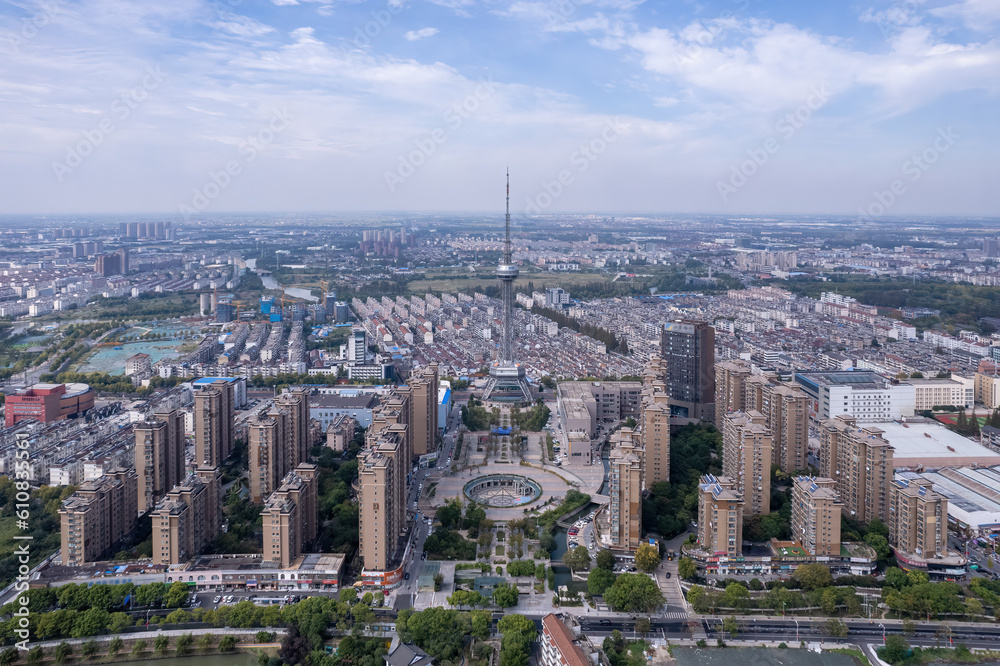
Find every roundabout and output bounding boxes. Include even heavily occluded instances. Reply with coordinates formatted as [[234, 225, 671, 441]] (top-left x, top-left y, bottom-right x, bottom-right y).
[[464, 474, 541, 508]]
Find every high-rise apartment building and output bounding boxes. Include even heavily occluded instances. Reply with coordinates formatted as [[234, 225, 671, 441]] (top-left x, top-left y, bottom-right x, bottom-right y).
[[715, 359, 752, 424], [149, 467, 221, 566], [819, 415, 894, 524], [641, 395, 671, 486], [275, 388, 311, 468], [722, 411, 772, 516], [408, 364, 439, 457], [760, 383, 810, 473], [697, 474, 743, 556], [359, 437, 405, 572], [889, 478, 948, 560], [368, 390, 412, 469], [249, 409, 288, 504], [134, 409, 186, 513], [660, 319, 715, 421], [194, 379, 234, 467], [790, 476, 843, 557], [261, 463, 319, 568], [608, 444, 642, 552], [59, 468, 138, 566]]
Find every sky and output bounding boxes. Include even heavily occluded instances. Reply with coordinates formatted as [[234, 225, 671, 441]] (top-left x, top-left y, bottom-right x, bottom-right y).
[[1, 0, 998, 218]]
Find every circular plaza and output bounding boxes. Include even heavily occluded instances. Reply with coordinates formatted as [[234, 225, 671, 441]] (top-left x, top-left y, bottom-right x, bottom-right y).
[[464, 474, 541, 508]]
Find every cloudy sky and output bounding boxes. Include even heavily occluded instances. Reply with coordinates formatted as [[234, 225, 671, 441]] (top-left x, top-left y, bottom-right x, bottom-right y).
[[1, 0, 998, 217]]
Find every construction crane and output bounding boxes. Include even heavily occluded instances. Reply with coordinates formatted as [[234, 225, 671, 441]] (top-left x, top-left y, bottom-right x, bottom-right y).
[[320, 281, 330, 311]]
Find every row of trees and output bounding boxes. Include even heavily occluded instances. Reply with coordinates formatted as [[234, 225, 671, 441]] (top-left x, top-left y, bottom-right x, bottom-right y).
[[3, 632, 241, 666], [530, 305, 627, 353]]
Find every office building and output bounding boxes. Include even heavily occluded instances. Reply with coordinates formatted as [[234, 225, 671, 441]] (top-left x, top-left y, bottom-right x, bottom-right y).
[[722, 411, 772, 516], [150, 467, 221, 566], [408, 364, 439, 457], [889, 478, 948, 561], [795, 370, 915, 422], [819, 415, 894, 524], [347, 327, 371, 364], [697, 474, 743, 556], [544, 287, 570, 309], [557, 380, 643, 442], [134, 409, 186, 513], [249, 409, 288, 504], [907, 376, 974, 411], [660, 319, 715, 421], [715, 359, 752, 425], [194, 379, 234, 467], [608, 444, 642, 552], [59, 468, 138, 566], [261, 464, 319, 568], [791, 476, 843, 557], [540, 614, 589, 666], [275, 387, 311, 467]]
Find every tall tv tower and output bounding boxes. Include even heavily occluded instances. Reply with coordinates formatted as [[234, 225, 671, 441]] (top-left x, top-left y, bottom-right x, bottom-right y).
[[482, 170, 532, 404]]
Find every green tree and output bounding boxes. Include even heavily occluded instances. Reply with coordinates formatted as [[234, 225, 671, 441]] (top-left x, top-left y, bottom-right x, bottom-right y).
[[131, 640, 148, 658], [634, 542, 660, 573], [199, 633, 216, 652], [565, 545, 591, 571], [588, 568, 616, 596], [471, 610, 491, 641], [81, 640, 99, 659], [165, 581, 190, 607], [55, 642, 72, 664], [635, 617, 651, 637], [219, 636, 238, 653], [26, 647, 44, 666], [108, 637, 124, 657], [176, 633, 193, 656], [826, 619, 848, 637], [722, 616, 739, 638], [603, 573, 665, 613], [792, 563, 833, 590], [596, 549, 616, 571], [493, 583, 520, 608], [107, 611, 132, 634], [154, 635, 170, 655], [881, 635, 910, 665], [678, 557, 697, 580], [901, 619, 915, 636], [865, 533, 891, 562], [885, 567, 908, 590], [498, 613, 536, 666]]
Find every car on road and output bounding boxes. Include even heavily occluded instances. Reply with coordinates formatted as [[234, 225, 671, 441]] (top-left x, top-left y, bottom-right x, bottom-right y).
[[404, 573, 410, 580], [665, 572, 671, 578], [213, 596, 222, 604], [599, 619, 612, 625]]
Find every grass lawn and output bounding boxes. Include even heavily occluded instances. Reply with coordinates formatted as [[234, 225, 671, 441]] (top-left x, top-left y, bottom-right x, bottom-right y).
[[778, 545, 808, 557], [496, 545, 505, 556]]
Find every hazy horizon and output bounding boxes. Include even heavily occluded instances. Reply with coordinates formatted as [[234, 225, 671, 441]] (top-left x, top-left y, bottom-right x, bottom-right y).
[[2, 0, 998, 217]]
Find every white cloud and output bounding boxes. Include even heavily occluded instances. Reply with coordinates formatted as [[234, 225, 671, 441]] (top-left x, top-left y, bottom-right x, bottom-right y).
[[931, 0, 1000, 28], [405, 27, 439, 41]]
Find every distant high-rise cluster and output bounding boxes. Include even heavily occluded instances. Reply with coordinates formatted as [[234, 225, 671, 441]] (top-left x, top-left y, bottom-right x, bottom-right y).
[[94, 247, 129, 277], [359, 227, 412, 259], [119, 220, 172, 240]]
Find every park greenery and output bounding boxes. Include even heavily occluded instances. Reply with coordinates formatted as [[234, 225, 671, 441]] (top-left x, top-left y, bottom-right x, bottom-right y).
[[0, 481, 73, 589], [602, 631, 649, 666], [537, 489, 591, 528], [497, 614, 536, 666], [603, 573, 665, 613], [462, 395, 497, 431], [511, 402, 551, 432], [643, 423, 720, 538]]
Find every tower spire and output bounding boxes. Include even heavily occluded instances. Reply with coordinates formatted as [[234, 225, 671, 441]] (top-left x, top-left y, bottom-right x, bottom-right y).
[[504, 167, 511, 265]]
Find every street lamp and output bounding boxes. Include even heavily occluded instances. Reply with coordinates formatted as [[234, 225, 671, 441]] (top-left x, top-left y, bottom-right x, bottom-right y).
[[795, 619, 799, 643], [879, 623, 886, 646]]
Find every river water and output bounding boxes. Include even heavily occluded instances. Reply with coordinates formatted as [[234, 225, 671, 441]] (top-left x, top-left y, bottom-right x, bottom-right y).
[[247, 257, 318, 302]]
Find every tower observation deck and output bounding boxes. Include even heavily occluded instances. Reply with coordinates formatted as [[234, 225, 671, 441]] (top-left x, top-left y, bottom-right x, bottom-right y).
[[482, 171, 533, 405]]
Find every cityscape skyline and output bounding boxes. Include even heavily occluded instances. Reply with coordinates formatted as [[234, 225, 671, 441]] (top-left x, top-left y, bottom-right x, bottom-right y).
[[0, 0, 997, 216]]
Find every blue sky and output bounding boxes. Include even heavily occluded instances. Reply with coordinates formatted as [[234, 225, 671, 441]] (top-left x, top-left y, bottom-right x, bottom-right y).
[[1, 0, 998, 217]]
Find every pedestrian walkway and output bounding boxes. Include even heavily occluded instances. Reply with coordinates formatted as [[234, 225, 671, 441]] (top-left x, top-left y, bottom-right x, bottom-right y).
[[662, 612, 689, 619]]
